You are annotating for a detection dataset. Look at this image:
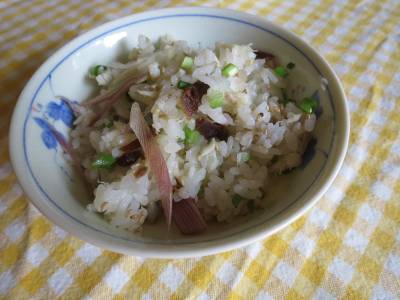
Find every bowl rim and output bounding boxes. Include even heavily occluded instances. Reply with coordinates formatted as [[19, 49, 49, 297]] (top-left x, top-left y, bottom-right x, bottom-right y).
[[9, 6, 350, 258]]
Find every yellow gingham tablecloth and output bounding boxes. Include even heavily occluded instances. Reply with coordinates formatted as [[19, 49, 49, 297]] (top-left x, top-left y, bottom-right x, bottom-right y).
[[1, 0, 399, 299]]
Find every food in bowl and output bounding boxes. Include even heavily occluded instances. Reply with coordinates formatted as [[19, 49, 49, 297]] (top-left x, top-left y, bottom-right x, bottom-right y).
[[62, 35, 319, 235]]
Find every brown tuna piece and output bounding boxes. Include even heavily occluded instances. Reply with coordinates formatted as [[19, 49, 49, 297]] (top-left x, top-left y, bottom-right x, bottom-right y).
[[120, 139, 141, 152], [116, 150, 142, 167], [255, 50, 278, 69], [195, 118, 229, 141], [182, 81, 209, 116]]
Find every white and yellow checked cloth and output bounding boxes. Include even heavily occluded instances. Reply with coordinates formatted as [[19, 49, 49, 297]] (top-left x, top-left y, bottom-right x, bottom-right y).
[[1, 0, 399, 299]]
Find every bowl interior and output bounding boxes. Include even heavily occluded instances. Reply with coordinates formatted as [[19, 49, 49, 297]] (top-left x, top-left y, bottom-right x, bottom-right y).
[[12, 9, 345, 255]]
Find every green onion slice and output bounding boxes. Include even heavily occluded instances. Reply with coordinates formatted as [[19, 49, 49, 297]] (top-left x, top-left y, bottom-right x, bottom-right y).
[[298, 97, 318, 114], [181, 56, 194, 71], [222, 63, 239, 77], [183, 125, 200, 145], [177, 80, 192, 89], [286, 62, 296, 69], [208, 90, 224, 108], [274, 66, 288, 77], [232, 194, 242, 207], [241, 153, 250, 162], [105, 120, 114, 128], [89, 65, 107, 78], [92, 153, 116, 169]]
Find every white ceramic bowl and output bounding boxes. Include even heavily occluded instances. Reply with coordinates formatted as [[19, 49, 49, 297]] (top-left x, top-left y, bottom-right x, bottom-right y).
[[10, 7, 349, 258]]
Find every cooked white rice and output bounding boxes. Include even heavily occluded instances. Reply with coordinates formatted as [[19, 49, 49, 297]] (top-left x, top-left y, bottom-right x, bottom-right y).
[[71, 35, 316, 232]]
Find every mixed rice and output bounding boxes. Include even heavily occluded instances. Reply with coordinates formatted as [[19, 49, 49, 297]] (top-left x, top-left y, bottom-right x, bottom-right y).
[[68, 35, 318, 234]]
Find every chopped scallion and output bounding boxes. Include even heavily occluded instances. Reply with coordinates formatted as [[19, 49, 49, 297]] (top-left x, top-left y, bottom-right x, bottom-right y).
[[232, 194, 242, 207], [274, 66, 288, 77], [177, 80, 192, 89], [298, 97, 318, 114], [183, 125, 200, 145], [92, 153, 116, 169], [287, 62, 296, 69], [208, 90, 224, 108], [242, 153, 250, 162], [89, 65, 107, 78], [181, 56, 194, 71], [222, 63, 239, 77], [105, 120, 114, 128]]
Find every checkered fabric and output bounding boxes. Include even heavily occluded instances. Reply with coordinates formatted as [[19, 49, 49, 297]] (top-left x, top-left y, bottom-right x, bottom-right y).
[[1, 0, 399, 299]]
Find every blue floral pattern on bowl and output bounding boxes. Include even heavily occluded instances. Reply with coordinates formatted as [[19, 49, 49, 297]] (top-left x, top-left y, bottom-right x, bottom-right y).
[[33, 117, 59, 150], [31, 76, 77, 179], [33, 97, 74, 150], [46, 99, 75, 128]]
